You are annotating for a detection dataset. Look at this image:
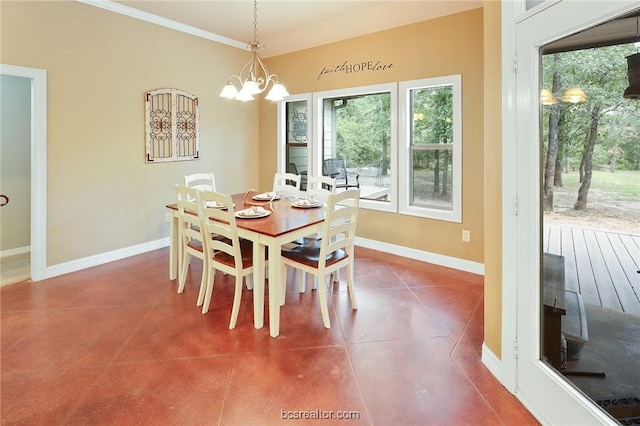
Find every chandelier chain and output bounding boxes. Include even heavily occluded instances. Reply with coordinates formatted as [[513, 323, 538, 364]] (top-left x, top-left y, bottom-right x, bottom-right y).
[[253, 0, 258, 43]]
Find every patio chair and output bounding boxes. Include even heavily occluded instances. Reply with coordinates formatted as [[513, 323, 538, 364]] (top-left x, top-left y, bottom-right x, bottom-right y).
[[322, 158, 359, 189]]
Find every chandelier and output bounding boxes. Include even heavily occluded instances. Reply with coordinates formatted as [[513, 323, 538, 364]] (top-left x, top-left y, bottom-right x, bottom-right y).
[[219, 0, 289, 102]]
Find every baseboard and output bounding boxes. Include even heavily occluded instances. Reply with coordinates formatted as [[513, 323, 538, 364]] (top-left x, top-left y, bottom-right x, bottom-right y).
[[0, 246, 31, 259], [40, 236, 483, 281], [354, 237, 485, 275], [481, 343, 503, 384], [43, 238, 169, 280]]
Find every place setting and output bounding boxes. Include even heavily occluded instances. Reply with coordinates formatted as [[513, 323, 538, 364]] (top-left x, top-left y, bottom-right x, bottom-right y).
[[290, 198, 323, 209], [234, 205, 271, 219]]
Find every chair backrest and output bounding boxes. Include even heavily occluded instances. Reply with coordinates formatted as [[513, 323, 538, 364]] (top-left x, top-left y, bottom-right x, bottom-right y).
[[318, 189, 360, 266], [175, 184, 203, 248], [273, 172, 301, 198], [306, 175, 336, 202], [185, 173, 216, 192], [195, 190, 244, 273], [322, 158, 347, 180]]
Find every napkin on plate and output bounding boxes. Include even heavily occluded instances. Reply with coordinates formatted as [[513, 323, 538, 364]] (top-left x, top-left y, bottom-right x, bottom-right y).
[[258, 191, 277, 198], [245, 206, 266, 215]]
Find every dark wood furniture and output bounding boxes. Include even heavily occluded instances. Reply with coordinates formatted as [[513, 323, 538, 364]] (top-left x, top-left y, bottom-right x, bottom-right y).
[[543, 253, 567, 370]]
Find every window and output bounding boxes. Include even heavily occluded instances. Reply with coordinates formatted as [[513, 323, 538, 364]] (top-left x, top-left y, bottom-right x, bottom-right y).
[[313, 83, 397, 213], [277, 94, 312, 185], [399, 75, 462, 222], [277, 78, 461, 220]]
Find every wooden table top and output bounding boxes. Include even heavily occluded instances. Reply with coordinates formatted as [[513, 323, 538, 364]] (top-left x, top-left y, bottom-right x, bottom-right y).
[[167, 192, 327, 238]]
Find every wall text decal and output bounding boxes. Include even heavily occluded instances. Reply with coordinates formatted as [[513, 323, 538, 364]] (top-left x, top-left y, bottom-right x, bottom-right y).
[[317, 60, 394, 80]]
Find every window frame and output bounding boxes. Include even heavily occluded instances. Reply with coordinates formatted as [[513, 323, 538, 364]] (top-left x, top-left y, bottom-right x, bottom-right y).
[[399, 75, 462, 222], [312, 83, 398, 213], [277, 93, 313, 175]]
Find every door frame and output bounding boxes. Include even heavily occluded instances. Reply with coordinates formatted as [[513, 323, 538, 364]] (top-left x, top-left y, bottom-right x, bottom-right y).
[[502, 1, 639, 424], [0, 64, 47, 281]]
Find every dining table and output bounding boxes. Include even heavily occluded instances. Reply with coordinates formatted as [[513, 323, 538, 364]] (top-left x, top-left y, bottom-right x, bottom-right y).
[[166, 191, 328, 338]]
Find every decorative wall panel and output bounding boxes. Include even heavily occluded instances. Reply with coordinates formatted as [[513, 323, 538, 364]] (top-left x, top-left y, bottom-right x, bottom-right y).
[[145, 88, 199, 163]]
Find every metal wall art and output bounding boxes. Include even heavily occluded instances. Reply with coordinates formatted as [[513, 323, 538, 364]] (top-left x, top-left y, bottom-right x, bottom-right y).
[[145, 88, 199, 163]]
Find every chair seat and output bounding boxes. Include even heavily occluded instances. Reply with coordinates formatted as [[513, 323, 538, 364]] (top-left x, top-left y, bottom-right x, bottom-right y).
[[282, 243, 347, 268], [186, 240, 203, 252], [212, 245, 254, 269]]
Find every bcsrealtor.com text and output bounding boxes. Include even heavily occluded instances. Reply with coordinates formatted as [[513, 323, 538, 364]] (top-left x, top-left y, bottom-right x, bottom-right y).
[[317, 60, 394, 80], [281, 409, 361, 420]]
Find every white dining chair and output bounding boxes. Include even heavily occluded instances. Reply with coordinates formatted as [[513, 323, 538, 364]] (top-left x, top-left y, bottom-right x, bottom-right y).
[[306, 175, 336, 201], [175, 185, 208, 305], [273, 172, 301, 199], [185, 173, 216, 199], [280, 189, 360, 328], [294, 175, 337, 293], [197, 189, 256, 328]]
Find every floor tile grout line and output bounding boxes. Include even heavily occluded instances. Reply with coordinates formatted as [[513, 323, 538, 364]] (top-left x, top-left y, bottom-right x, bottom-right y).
[[448, 293, 483, 358], [446, 296, 507, 424]]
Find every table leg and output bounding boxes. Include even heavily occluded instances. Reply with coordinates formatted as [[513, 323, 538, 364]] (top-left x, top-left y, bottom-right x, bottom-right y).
[[268, 244, 281, 338], [169, 213, 179, 280], [253, 242, 265, 329]]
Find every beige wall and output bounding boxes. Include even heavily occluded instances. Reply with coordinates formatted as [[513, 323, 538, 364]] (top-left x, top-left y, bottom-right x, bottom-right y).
[[2, 1, 504, 360], [261, 8, 485, 264], [1, 1, 259, 265], [483, 1, 503, 358], [0, 75, 31, 252]]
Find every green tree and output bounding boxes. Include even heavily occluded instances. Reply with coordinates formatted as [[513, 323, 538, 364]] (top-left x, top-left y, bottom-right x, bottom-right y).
[[542, 43, 638, 210]]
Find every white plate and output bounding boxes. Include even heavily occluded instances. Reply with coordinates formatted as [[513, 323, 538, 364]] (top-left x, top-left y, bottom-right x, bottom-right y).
[[205, 201, 234, 209], [235, 208, 272, 219], [252, 193, 281, 201], [291, 200, 322, 209]]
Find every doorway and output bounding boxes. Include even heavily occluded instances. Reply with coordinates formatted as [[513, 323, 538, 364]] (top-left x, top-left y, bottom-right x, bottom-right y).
[[503, 1, 639, 425], [0, 74, 31, 286], [0, 64, 48, 282]]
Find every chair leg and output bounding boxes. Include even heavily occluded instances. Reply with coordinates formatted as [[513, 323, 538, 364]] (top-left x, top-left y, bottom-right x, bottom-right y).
[[345, 263, 357, 310], [229, 274, 243, 329], [201, 267, 215, 314], [245, 274, 253, 290], [299, 270, 307, 293], [197, 266, 212, 307], [177, 249, 190, 293], [316, 273, 331, 328]]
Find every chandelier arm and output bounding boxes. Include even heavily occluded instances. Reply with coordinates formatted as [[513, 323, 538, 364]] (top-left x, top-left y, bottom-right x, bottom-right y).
[[220, 0, 287, 100], [226, 74, 244, 86]]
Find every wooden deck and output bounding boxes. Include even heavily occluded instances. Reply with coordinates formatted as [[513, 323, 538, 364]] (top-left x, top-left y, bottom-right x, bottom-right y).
[[543, 225, 640, 316]]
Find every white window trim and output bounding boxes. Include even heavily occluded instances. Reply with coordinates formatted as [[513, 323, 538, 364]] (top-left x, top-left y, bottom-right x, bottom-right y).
[[312, 83, 397, 213], [399, 74, 462, 223], [277, 93, 313, 175]]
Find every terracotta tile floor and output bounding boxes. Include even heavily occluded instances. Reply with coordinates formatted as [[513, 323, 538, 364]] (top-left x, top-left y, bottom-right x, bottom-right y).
[[1, 247, 539, 425]]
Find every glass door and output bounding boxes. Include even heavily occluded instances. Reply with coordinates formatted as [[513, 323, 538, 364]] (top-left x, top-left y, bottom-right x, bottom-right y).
[[510, 1, 638, 424]]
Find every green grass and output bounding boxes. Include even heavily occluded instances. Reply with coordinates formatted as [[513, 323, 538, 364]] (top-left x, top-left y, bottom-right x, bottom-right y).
[[558, 170, 640, 202]]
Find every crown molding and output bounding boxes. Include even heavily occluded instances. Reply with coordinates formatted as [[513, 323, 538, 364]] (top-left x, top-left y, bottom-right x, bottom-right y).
[[77, 0, 247, 50]]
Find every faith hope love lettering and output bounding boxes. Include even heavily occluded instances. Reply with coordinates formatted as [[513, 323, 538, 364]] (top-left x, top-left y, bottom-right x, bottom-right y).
[[317, 60, 394, 80]]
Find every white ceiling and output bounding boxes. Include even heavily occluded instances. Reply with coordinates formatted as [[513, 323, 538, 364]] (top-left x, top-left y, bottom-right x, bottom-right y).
[[91, 1, 482, 57]]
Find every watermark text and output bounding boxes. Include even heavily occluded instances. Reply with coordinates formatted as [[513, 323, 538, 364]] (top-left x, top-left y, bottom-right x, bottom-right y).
[[281, 409, 361, 421]]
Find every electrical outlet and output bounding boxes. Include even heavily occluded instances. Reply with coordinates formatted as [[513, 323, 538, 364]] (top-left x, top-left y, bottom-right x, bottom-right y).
[[165, 212, 172, 223], [462, 230, 471, 242]]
